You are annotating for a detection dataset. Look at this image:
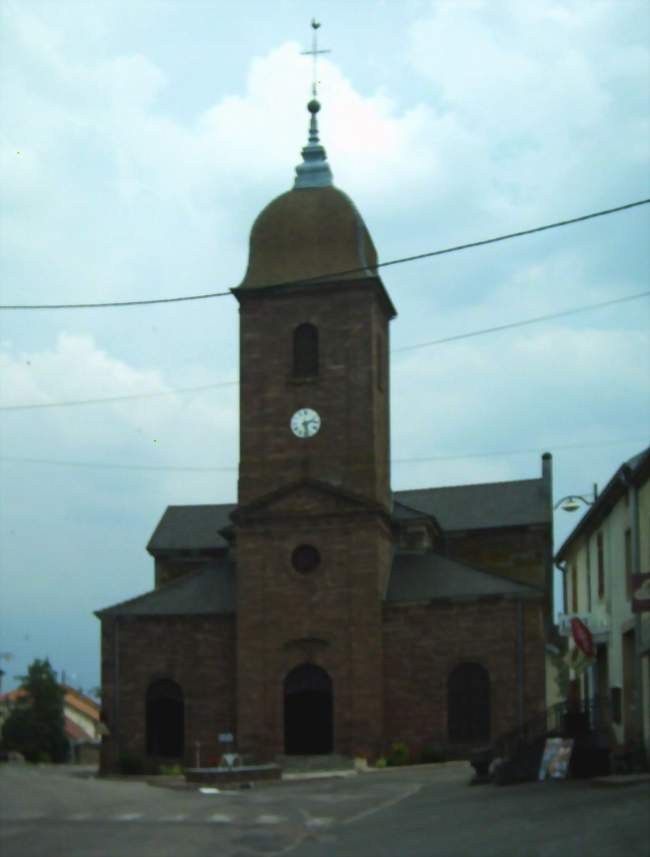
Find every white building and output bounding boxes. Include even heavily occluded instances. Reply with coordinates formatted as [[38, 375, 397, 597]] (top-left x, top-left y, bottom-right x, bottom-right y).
[[555, 446, 650, 764]]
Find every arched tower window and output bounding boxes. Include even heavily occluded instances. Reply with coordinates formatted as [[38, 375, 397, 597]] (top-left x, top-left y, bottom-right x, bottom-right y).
[[146, 679, 184, 758], [293, 323, 319, 378], [448, 663, 490, 743]]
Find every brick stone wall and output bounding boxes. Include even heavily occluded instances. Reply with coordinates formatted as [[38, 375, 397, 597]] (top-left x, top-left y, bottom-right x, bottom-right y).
[[445, 525, 553, 618], [382, 598, 546, 758], [100, 614, 236, 773], [236, 279, 392, 508], [235, 508, 392, 761]]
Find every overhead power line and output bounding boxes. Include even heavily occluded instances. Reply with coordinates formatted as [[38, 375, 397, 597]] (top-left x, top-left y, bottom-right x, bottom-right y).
[[391, 290, 650, 353], [0, 437, 646, 473], [1, 290, 647, 412], [1, 198, 647, 311], [0, 381, 239, 412]]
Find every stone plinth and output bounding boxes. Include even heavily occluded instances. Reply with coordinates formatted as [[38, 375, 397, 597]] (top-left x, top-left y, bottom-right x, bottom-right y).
[[185, 764, 281, 787]]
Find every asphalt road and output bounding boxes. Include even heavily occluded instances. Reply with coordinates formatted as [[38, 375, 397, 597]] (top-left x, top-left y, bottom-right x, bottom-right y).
[[1, 762, 648, 857]]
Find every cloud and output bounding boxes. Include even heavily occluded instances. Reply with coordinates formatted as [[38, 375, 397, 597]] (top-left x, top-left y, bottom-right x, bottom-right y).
[[0, 1, 648, 694], [0, 334, 239, 480], [405, 0, 650, 233]]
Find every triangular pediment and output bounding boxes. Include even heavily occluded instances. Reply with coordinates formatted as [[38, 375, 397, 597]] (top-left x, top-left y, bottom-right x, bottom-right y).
[[231, 479, 387, 524]]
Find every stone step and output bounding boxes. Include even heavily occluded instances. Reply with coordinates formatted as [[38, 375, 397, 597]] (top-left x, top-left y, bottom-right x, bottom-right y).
[[276, 754, 355, 772]]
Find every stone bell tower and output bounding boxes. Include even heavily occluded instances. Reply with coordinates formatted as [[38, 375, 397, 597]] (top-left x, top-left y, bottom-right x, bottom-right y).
[[231, 73, 396, 760]]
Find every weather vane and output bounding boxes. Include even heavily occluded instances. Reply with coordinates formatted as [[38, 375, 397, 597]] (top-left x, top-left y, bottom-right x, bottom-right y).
[[301, 19, 331, 97]]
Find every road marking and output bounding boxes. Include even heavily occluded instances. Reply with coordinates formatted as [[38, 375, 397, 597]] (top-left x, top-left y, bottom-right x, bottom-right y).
[[68, 813, 92, 821], [159, 814, 187, 822], [256, 814, 283, 824], [304, 817, 333, 829], [344, 785, 421, 825], [208, 813, 232, 824], [113, 813, 142, 822]]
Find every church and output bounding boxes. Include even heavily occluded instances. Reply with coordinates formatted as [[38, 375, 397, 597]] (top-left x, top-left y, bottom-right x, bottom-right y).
[[97, 89, 553, 773]]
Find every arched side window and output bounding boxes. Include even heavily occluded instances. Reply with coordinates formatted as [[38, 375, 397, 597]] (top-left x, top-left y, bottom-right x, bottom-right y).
[[448, 663, 490, 743], [146, 678, 184, 758], [376, 334, 385, 392], [293, 323, 319, 378]]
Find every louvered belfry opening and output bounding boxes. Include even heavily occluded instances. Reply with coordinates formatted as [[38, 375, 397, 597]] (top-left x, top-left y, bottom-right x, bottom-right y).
[[292, 323, 319, 378]]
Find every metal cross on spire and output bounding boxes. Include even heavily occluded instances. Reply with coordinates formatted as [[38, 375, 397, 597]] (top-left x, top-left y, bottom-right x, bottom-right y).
[[301, 19, 331, 97], [294, 19, 333, 188]]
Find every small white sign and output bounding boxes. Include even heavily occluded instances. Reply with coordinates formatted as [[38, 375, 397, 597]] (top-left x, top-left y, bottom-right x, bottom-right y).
[[219, 733, 234, 743]]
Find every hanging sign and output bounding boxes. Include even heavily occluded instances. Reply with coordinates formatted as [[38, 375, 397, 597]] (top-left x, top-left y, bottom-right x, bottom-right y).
[[570, 617, 595, 659]]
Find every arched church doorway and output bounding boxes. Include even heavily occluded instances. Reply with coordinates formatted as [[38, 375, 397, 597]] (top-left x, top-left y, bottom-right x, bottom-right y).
[[146, 679, 184, 758], [284, 664, 333, 754], [448, 663, 490, 743]]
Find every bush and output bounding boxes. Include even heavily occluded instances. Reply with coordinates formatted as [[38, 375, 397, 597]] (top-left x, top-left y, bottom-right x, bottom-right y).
[[375, 756, 388, 768], [386, 741, 411, 766], [1, 660, 68, 764], [159, 763, 184, 776]]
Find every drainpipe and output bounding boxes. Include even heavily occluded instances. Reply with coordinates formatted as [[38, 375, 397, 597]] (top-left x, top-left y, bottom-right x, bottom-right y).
[[555, 560, 567, 617], [516, 599, 525, 733], [542, 453, 554, 629], [114, 618, 121, 764]]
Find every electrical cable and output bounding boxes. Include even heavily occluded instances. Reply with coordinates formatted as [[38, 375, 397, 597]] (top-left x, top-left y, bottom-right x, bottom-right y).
[[1, 437, 646, 473], [0, 381, 239, 412], [1, 199, 647, 311], [391, 290, 650, 353], [1, 290, 647, 412]]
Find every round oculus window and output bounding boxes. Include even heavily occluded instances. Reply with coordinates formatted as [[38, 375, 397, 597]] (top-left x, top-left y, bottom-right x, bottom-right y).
[[291, 544, 321, 574]]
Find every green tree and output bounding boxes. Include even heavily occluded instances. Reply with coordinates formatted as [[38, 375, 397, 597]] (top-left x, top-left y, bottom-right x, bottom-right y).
[[1, 659, 68, 763]]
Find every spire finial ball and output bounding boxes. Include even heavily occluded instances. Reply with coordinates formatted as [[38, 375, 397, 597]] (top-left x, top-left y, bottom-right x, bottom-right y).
[[307, 98, 321, 114]]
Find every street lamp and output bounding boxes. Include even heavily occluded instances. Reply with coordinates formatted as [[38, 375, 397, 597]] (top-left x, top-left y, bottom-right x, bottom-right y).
[[554, 483, 598, 512]]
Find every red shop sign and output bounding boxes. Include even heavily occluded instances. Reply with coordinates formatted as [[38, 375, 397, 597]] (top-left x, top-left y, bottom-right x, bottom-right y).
[[570, 617, 595, 659]]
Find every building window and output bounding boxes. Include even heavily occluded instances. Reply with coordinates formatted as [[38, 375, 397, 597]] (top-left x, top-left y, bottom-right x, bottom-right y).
[[448, 663, 490, 743], [292, 544, 321, 574], [625, 528, 632, 599], [597, 532, 605, 599], [571, 564, 578, 613], [293, 324, 318, 378]]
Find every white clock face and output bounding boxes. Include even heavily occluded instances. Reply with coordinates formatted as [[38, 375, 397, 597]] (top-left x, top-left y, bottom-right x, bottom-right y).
[[290, 408, 321, 438]]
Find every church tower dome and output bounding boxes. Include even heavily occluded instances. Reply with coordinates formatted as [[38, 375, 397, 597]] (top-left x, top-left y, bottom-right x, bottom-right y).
[[238, 98, 378, 289]]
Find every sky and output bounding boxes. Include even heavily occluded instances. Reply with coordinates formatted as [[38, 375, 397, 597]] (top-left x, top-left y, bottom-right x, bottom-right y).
[[0, 0, 648, 696]]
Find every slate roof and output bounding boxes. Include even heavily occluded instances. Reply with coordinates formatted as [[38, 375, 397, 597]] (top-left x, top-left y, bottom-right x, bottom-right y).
[[145, 476, 548, 556], [96, 562, 235, 617], [625, 445, 650, 475], [98, 474, 550, 619], [65, 716, 96, 743], [394, 478, 549, 532], [555, 444, 649, 562], [386, 553, 542, 603], [147, 504, 236, 553]]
